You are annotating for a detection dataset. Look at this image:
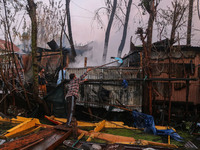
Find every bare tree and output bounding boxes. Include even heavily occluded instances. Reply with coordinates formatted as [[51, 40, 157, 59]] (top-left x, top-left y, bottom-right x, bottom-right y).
[[102, 0, 117, 62], [117, 0, 132, 58], [170, 1, 188, 45], [148, 0, 188, 121], [0, 0, 31, 110], [66, 0, 76, 62], [37, 1, 63, 48], [157, 0, 188, 45], [26, 0, 39, 103], [137, 0, 160, 114], [167, 0, 187, 123]]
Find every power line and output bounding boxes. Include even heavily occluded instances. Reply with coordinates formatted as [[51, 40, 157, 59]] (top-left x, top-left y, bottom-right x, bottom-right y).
[[71, 15, 93, 19], [193, 28, 200, 32], [71, 0, 94, 14]]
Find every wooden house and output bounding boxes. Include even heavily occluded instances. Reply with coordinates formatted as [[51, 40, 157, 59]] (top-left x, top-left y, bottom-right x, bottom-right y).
[[124, 39, 200, 119]]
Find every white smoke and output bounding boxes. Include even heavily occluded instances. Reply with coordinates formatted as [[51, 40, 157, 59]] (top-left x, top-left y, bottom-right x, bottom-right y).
[[69, 41, 103, 67]]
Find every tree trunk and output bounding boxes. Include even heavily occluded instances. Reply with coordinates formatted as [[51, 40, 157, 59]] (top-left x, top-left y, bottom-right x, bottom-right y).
[[198, 0, 200, 20], [27, 0, 39, 102], [170, 3, 178, 45], [187, 0, 194, 45], [102, 0, 117, 62], [66, 0, 76, 62], [117, 0, 132, 58], [146, 0, 155, 115]]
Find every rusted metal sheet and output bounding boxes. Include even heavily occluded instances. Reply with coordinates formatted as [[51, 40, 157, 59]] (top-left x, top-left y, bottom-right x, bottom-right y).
[[31, 129, 72, 150], [0, 39, 20, 53], [0, 128, 72, 150]]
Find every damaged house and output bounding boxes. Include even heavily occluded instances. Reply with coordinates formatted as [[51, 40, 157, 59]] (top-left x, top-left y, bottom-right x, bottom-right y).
[[123, 39, 200, 122]]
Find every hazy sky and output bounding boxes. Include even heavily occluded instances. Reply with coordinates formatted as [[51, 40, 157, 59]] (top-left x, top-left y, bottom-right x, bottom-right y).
[[65, 0, 200, 46], [69, 0, 105, 44], [1, 0, 200, 66], [66, 0, 200, 65]]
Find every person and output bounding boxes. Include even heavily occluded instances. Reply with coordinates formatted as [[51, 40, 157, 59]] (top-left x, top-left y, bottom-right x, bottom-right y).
[[57, 66, 68, 85], [65, 68, 91, 127], [38, 68, 48, 98]]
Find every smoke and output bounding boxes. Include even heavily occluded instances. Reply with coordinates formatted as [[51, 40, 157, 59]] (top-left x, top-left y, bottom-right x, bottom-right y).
[[69, 36, 129, 68], [69, 41, 103, 67], [69, 23, 136, 68]]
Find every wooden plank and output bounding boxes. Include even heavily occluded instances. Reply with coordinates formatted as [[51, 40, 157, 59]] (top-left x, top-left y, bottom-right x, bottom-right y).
[[0, 128, 72, 150]]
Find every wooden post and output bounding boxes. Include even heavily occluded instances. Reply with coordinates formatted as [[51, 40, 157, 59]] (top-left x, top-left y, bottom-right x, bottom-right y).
[[66, 54, 69, 67], [168, 57, 172, 124], [140, 52, 143, 69], [149, 76, 152, 115], [185, 75, 190, 116], [84, 57, 87, 67]]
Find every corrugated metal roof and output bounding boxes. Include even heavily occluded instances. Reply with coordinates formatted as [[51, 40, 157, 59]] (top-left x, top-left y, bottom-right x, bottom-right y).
[[0, 39, 20, 52]]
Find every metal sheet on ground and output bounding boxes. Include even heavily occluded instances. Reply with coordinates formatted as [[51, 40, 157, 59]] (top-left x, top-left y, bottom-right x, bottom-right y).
[[0, 128, 72, 150]]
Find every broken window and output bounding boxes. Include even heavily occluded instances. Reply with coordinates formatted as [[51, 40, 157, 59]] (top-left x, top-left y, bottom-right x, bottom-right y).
[[185, 61, 195, 76]]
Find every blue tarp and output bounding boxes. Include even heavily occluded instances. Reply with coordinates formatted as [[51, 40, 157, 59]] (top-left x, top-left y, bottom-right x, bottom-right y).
[[132, 111, 183, 142]]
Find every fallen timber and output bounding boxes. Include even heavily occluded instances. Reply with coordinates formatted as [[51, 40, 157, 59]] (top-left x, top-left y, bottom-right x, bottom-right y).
[[77, 129, 178, 149], [0, 123, 177, 149], [45, 115, 178, 148], [45, 115, 138, 129], [0, 116, 179, 149], [0, 116, 30, 124], [45, 115, 175, 131], [0, 127, 72, 150], [0, 116, 41, 139]]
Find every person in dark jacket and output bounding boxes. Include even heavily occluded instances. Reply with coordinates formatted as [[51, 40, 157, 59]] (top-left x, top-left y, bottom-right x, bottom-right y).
[[38, 68, 48, 98]]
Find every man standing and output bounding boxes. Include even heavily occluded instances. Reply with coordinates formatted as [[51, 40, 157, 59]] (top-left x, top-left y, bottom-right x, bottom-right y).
[[57, 66, 68, 85], [38, 68, 48, 98], [65, 68, 91, 127]]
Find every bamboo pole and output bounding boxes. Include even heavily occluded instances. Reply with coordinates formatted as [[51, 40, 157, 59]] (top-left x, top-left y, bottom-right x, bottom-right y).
[[81, 78, 197, 82]]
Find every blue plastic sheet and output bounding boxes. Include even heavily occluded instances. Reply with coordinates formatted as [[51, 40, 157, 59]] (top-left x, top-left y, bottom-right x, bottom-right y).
[[132, 111, 183, 142], [122, 79, 128, 88]]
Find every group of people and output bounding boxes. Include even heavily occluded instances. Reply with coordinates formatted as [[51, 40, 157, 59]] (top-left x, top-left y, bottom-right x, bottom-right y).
[[38, 67, 92, 127]]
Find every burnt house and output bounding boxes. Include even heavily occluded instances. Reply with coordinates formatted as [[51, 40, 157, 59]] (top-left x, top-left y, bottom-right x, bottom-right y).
[[124, 39, 200, 118], [0, 39, 25, 88], [21, 39, 93, 83], [43, 39, 200, 119]]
